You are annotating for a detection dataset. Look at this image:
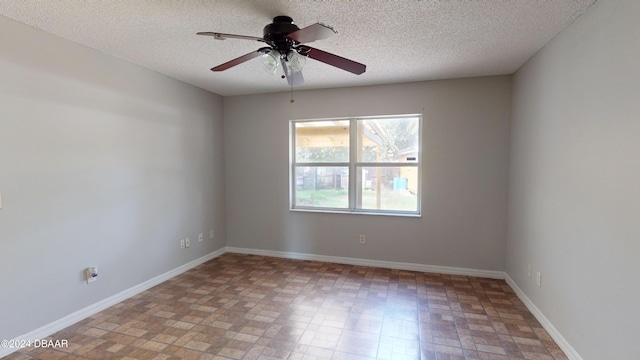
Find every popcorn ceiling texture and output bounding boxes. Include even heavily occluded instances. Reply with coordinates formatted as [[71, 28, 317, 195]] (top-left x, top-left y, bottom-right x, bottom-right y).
[[0, 0, 596, 96]]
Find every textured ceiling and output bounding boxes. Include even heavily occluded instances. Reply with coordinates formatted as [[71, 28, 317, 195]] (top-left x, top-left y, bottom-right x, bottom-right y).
[[0, 0, 596, 96]]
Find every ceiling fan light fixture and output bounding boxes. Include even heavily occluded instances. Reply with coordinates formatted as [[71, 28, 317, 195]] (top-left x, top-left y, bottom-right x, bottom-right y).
[[261, 50, 280, 74], [199, 16, 366, 81], [286, 51, 306, 75]]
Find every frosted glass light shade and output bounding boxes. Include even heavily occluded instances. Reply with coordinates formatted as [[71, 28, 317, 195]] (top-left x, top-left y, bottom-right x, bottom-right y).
[[287, 51, 306, 74], [262, 50, 279, 74]]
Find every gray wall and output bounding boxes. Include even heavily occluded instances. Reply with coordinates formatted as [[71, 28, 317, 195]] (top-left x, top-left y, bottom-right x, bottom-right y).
[[224, 77, 511, 271], [506, 0, 640, 358], [0, 16, 226, 340]]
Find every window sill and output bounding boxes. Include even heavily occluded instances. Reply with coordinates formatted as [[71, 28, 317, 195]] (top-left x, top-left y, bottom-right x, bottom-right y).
[[290, 207, 421, 218]]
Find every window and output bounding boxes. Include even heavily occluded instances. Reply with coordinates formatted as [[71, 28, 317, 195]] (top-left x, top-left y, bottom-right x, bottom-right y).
[[290, 115, 421, 216]]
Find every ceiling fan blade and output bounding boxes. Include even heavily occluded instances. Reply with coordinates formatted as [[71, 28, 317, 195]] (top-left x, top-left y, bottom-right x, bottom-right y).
[[280, 59, 304, 86], [197, 32, 265, 42], [211, 50, 264, 72], [297, 46, 366, 75], [286, 23, 336, 44]]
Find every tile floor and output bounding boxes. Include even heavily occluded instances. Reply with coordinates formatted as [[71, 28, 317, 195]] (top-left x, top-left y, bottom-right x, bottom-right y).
[[4, 253, 568, 360]]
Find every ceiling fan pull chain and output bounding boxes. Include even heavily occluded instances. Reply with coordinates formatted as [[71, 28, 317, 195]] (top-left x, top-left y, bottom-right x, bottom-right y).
[[290, 82, 295, 103]]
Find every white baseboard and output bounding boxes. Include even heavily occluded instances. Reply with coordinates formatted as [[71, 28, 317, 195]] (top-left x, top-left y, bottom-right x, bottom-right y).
[[0, 248, 226, 358], [504, 274, 583, 360], [225, 246, 505, 279]]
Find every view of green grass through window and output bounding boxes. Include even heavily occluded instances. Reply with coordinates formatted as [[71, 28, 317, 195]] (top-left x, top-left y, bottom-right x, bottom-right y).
[[291, 116, 421, 215]]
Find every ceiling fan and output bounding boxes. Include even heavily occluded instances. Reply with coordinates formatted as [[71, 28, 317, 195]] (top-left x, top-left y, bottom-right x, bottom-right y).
[[197, 16, 366, 86]]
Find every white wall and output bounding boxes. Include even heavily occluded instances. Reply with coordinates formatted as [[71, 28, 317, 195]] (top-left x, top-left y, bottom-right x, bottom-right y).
[[506, 0, 640, 358], [0, 16, 226, 340], [224, 77, 511, 271]]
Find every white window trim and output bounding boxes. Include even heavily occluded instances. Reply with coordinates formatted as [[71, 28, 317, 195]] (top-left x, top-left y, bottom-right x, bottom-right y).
[[290, 115, 422, 217]]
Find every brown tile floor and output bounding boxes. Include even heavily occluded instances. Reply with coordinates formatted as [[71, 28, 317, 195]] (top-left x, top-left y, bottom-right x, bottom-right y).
[[4, 253, 568, 360]]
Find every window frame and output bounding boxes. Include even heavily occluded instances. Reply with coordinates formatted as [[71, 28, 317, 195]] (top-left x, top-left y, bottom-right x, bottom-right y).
[[290, 114, 422, 217]]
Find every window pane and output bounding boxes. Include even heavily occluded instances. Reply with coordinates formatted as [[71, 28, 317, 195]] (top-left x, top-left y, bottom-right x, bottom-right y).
[[295, 166, 349, 208], [295, 121, 349, 163], [358, 166, 418, 211], [357, 117, 419, 163]]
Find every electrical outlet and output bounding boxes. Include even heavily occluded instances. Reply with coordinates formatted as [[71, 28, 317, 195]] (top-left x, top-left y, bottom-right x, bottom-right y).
[[210, 230, 214, 239], [86, 267, 98, 284], [185, 238, 190, 248], [536, 272, 542, 287], [199, 233, 203, 243], [180, 239, 185, 249], [359, 235, 365, 244], [527, 264, 532, 278]]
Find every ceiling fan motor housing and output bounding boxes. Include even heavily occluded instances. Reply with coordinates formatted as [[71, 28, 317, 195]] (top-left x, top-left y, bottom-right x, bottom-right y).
[[263, 16, 299, 58]]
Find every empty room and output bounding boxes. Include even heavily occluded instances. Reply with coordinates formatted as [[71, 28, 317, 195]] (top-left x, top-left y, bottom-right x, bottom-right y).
[[0, 1, 637, 359]]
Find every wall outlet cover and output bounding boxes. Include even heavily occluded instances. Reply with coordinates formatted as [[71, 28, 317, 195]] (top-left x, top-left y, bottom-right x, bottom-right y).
[[86, 267, 98, 284]]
